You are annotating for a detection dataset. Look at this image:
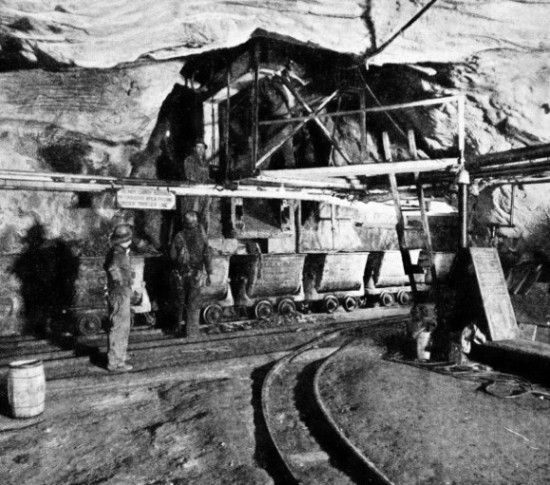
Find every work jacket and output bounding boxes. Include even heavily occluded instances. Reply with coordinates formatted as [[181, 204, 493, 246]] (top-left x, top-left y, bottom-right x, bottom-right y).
[[170, 225, 213, 275], [104, 245, 133, 296], [182, 153, 211, 184]]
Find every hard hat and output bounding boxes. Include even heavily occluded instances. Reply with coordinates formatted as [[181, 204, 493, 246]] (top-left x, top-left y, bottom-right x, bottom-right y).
[[110, 223, 133, 245], [183, 211, 199, 229]]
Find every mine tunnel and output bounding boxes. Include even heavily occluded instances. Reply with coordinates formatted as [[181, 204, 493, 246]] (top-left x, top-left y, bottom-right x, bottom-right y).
[[1, 2, 550, 484]]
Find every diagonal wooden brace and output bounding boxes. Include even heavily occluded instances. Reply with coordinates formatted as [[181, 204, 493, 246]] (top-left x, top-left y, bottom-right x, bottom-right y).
[[278, 72, 354, 166], [255, 89, 339, 168]]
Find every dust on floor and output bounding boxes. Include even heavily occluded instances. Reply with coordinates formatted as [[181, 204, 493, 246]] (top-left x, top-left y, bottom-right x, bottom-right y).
[[0, 356, 280, 485]]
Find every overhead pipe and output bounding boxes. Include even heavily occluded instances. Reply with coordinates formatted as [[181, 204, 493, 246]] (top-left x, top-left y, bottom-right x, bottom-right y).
[[471, 143, 550, 169]]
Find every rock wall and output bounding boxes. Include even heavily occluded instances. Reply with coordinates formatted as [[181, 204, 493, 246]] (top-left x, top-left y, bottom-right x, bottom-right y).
[[0, 61, 182, 254], [0, 0, 550, 333]]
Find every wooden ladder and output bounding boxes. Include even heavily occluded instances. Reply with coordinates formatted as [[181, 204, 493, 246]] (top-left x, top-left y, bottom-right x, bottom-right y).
[[382, 130, 437, 301]]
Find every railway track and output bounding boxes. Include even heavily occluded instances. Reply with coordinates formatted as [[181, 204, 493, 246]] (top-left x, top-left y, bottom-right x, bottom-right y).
[[0, 308, 409, 381], [262, 317, 402, 485]]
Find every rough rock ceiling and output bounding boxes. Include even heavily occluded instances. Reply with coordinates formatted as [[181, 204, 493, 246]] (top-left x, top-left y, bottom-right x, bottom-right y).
[[1, 0, 549, 68], [1, 0, 550, 256]]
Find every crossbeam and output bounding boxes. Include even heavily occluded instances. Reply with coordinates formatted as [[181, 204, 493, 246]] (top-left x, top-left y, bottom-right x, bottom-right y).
[[261, 158, 459, 179], [0, 169, 367, 208], [258, 95, 463, 127]]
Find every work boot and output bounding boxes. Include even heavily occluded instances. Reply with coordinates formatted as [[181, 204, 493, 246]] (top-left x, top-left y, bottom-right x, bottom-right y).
[[186, 310, 201, 339], [173, 320, 186, 337], [108, 363, 133, 373]]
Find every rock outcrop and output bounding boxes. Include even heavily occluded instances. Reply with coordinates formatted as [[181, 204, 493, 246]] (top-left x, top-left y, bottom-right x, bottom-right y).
[[0, 0, 549, 256]]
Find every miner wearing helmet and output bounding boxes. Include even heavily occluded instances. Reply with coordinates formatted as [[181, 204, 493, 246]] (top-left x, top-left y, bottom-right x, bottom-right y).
[[104, 223, 134, 372], [170, 210, 213, 337], [179, 139, 212, 233]]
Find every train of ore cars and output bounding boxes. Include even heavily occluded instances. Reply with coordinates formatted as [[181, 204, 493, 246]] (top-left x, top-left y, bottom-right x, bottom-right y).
[[69, 250, 456, 336]]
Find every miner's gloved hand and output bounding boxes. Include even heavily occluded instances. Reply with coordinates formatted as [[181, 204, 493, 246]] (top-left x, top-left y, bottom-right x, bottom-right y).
[[205, 273, 212, 287]]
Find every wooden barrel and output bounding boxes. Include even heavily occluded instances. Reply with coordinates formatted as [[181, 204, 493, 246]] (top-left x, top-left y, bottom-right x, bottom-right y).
[[7, 359, 45, 418]]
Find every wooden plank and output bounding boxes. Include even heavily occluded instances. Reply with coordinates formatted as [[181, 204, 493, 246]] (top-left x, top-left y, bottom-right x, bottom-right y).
[[257, 95, 462, 126], [261, 157, 458, 179], [0, 175, 374, 207], [470, 248, 518, 341], [253, 174, 356, 190]]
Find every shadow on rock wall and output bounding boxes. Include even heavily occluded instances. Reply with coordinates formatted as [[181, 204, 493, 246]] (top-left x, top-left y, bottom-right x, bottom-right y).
[[11, 223, 79, 336]]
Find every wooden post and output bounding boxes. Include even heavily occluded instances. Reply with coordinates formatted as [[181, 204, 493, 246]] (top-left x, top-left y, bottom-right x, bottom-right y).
[[456, 95, 469, 249], [459, 182, 469, 249], [360, 90, 367, 160], [510, 184, 516, 227], [224, 60, 231, 181], [296, 200, 302, 253], [251, 41, 260, 174], [382, 131, 417, 296], [331, 203, 337, 250], [457, 95, 465, 163]]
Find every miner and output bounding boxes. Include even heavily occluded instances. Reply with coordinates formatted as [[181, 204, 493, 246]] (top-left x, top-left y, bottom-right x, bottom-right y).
[[104, 223, 134, 372], [170, 210, 213, 337], [180, 139, 212, 233]]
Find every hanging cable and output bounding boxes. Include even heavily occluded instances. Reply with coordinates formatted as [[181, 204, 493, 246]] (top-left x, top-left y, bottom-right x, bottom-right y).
[[367, 0, 441, 60]]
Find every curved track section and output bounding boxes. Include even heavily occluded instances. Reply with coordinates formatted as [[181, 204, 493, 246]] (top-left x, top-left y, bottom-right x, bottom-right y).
[[262, 317, 402, 485], [313, 344, 396, 485]]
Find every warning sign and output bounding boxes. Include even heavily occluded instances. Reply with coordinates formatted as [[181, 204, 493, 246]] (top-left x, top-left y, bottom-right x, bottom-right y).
[[117, 188, 176, 210]]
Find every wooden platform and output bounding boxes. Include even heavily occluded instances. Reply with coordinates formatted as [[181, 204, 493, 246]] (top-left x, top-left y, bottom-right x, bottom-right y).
[[476, 338, 550, 383]]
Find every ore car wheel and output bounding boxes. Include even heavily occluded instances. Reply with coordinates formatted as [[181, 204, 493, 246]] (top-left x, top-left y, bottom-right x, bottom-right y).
[[277, 298, 296, 316], [77, 313, 102, 336], [203, 304, 223, 326], [342, 295, 358, 312], [254, 300, 274, 320], [323, 295, 339, 314], [379, 291, 395, 307], [397, 290, 412, 306]]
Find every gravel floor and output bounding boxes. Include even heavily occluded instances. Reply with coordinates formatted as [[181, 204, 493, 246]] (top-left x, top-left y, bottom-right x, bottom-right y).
[[0, 354, 285, 485], [318, 337, 550, 485]]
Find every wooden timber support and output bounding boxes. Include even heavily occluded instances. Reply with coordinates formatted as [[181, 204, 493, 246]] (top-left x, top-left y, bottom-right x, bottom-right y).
[[408, 129, 437, 291], [382, 131, 418, 297], [258, 95, 463, 126], [224, 59, 231, 181], [261, 157, 458, 179], [0, 169, 372, 209], [255, 90, 339, 168], [360, 89, 368, 159], [251, 40, 260, 173], [277, 72, 361, 189]]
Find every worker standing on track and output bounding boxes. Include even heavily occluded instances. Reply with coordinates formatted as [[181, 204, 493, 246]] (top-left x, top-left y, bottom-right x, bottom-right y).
[[170, 210, 214, 338], [104, 223, 134, 372]]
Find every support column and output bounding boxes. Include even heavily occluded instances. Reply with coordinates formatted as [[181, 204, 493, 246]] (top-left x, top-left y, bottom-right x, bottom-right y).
[[251, 40, 260, 175], [457, 168, 470, 249]]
